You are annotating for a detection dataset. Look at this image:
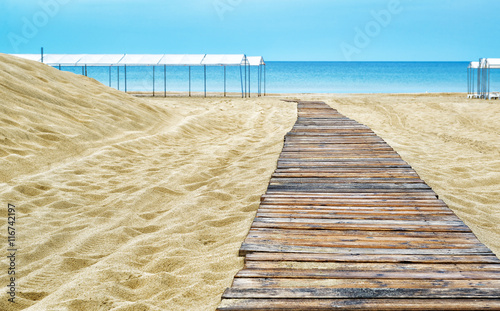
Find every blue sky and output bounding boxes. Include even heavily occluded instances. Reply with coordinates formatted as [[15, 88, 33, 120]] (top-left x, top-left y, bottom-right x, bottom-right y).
[[1, 0, 500, 61]]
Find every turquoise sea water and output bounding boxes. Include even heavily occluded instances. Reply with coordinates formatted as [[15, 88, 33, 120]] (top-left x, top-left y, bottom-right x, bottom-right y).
[[57, 61, 497, 94]]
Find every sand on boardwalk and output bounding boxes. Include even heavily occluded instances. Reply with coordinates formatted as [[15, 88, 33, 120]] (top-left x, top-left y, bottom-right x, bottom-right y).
[[0, 54, 499, 310]]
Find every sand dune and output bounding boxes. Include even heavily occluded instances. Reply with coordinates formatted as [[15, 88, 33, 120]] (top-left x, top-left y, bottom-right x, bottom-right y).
[[0, 54, 499, 310], [0, 54, 297, 310]]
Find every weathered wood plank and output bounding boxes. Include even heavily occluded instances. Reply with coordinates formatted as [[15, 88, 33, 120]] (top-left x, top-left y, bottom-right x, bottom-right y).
[[218, 298, 500, 310], [222, 287, 500, 299], [231, 278, 500, 289], [244, 252, 500, 264], [235, 268, 500, 280], [239, 243, 491, 256]]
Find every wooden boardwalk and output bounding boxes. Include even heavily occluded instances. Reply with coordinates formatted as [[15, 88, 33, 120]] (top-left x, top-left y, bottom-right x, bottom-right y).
[[217, 101, 500, 310]]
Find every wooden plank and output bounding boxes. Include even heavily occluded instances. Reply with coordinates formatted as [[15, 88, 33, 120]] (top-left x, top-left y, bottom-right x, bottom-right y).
[[231, 278, 500, 289], [235, 268, 500, 280], [243, 252, 500, 264], [247, 228, 479, 239], [222, 287, 500, 299], [243, 261, 500, 272], [218, 298, 500, 310], [239, 244, 491, 256]]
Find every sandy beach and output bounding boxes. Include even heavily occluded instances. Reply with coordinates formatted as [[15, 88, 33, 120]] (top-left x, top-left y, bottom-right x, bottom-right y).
[[1, 54, 499, 310]]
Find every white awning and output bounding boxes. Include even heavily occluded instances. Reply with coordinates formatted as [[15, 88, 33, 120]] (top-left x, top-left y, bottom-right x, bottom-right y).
[[118, 54, 164, 66], [201, 54, 248, 66], [158, 54, 205, 66], [468, 61, 479, 69], [44, 54, 85, 66], [248, 56, 265, 66], [77, 54, 125, 66], [9, 53, 264, 67], [486, 58, 500, 69]]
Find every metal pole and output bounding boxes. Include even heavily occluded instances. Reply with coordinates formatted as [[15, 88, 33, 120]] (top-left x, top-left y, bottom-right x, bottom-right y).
[[248, 63, 251, 98], [58, 64, 61, 70], [41, 47, 44, 63], [264, 65, 266, 96], [164, 65, 166, 97], [153, 66, 155, 97], [240, 65, 244, 98], [224, 66, 226, 97], [467, 67, 469, 96], [189, 66, 191, 97], [488, 66, 490, 99], [109, 66, 111, 87], [204, 65, 207, 98], [258, 64, 261, 97], [244, 60, 247, 98], [125, 65, 127, 92], [85, 64, 87, 77]]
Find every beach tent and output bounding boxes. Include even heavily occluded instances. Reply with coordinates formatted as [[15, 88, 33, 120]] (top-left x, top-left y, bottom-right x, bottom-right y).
[[8, 53, 264, 97], [248, 56, 266, 97], [476, 58, 500, 99]]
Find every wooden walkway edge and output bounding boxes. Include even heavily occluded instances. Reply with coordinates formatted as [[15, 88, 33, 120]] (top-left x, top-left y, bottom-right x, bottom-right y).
[[217, 101, 500, 310]]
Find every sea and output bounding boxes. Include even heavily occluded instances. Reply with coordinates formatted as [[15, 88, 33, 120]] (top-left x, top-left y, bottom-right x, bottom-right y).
[[56, 61, 497, 94]]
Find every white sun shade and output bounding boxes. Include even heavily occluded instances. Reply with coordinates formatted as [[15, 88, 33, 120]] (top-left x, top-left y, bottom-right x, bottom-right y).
[[77, 54, 125, 66], [9, 54, 264, 67], [486, 58, 500, 69], [468, 62, 479, 69], [118, 54, 164, 66], [43, 54, 85, 66], [201, 54, 248, 66], [248, 56, 265, 66], [158, 54, 205, 66]]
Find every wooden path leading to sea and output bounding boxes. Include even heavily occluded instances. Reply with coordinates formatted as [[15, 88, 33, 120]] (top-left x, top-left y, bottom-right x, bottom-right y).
[[217, 101, 500, 310]]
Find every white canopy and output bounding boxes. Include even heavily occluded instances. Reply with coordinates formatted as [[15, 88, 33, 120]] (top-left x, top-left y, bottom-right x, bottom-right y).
[[158, 54, 205, 66], [247, 56, 265, 66], [9, 54, 265, 67], [118, 54, 164, 66], [468, 61, 479, 69], [77, 54, 125, 66], [201, 54, 248, 66], [43, 54, 85, 66], [486, 58, 500, 69]]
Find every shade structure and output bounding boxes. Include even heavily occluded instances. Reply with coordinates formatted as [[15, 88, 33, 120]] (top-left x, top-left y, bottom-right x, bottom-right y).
[[247, 56, 266, 97], [9, 53, 265, 97], [247, 56, 265, 66], [474, 58, 500, 99], [486, 58, 500, 69]]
